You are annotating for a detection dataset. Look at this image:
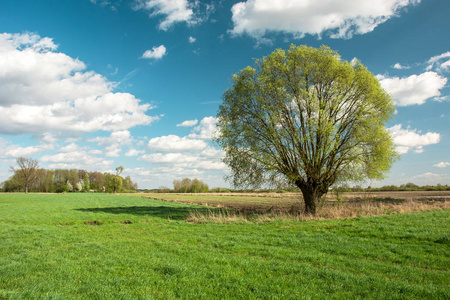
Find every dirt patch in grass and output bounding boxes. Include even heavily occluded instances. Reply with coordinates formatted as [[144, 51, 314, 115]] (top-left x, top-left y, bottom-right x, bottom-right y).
[[84, 220, 103, 226], [58, 222, 74, 226]]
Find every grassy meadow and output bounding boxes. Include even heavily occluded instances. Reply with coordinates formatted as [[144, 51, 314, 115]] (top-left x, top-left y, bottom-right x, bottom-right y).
[[0, 193, 449, 299]]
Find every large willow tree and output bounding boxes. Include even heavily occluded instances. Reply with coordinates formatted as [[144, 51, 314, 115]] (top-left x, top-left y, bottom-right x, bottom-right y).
[[216, 45, 397, 214]]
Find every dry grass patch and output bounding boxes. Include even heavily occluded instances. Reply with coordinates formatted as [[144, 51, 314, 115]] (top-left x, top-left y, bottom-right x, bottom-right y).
[[186, 199, 449, 224]]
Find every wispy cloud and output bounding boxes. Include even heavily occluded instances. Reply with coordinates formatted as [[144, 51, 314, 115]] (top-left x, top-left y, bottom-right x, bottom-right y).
[[134, 0, 195, 30]]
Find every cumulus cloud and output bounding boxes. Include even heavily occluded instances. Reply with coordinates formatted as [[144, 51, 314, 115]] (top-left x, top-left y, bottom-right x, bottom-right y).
[[188, 116, 218, 139], [139, 146, 226, 170], [138, 119, 226, 184], [188, 36, 196, 43], [377, 72, 447, 106], [125, 149, 145, 157], [229, 0, 420, 40], [141, 45, 167, 59], [134, 0, 195, 30], [0, 92, 158, 134], [147, 135, 207, 152], [389, 124, 440, 154], [434, 162, 450, 168], [0, 33, 110, 106], [41, 143, 113, 170], [88, 130, 134, 157], [177, 119, 198, 127], [0, 32, 157, 134], [0, 136, 54, 159], [88, 130, 133, 147]]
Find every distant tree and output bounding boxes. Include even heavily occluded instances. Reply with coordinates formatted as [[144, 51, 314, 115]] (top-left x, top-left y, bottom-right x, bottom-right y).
[[84, 173, 90, 192], [68, 169, 78, 188], [10, 157, 39, 193], [110, 176, 123, 193], [216, 45, 397, 214], [159, 186, 170, 192], [173, 179, 182, 192], [173, 178, 209, 193], [75, 181, 83, 192], [116, 166, 124, 176], [123, 176, 133, 191], [66, 180, 73, 192], [180, 178, 192, 193], [89, 171, 105, 191]]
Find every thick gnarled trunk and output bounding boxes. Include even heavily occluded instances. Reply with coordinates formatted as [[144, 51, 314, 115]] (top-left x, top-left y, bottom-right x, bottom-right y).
[[297, 183, 325, 215]]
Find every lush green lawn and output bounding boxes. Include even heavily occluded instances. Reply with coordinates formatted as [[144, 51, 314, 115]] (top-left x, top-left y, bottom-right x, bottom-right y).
[[0, 193, 449, 299]]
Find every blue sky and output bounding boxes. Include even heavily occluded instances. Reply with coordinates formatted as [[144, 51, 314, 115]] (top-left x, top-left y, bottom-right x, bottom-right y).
[[0, 0, 449, 189]]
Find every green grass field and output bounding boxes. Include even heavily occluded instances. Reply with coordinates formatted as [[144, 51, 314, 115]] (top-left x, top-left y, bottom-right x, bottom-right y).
[[0, 193, 449, 299]]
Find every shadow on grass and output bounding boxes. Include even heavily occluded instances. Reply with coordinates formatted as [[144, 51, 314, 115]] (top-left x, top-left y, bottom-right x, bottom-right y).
[[75, 206, 212, 220]]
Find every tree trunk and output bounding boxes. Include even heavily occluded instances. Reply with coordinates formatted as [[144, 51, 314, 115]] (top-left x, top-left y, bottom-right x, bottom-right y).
[[300, 187, 324, 215]]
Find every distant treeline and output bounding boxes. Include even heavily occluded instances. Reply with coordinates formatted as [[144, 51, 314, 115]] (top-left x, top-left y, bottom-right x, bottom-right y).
[[148, 182, 449, 194], [335, 182, 450, 192], [1, 167, 138, 193]]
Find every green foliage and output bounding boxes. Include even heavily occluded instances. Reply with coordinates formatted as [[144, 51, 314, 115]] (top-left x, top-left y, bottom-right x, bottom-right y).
[[110, 176, 123, 193], [0, 194, 448, 299], [9, 157, 39, 193], [84, 173, 90, 192], [173, 178, 209, 193], [216, 45, 398, 214], [2, 163, 137, 193]]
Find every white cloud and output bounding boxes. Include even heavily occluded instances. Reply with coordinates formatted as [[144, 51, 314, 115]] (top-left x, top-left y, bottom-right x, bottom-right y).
[[134, 0, 194, 30], [88, 130, 134, 158], [141, 45, 167, 59], [377, 72, 447, 106], [147, 135, 207, 152], [125, 149, 145, 156], [434, 162, 450, 168], [1, 145, 47, 159], [411, 172, 441, 180], [140, 152, 198, 164], [0, 32, 157, 134], [41, 143, 113, 171], [139, 146, 226, 170], [176, 119, 198, 127], [0, 92, 158, 134], [0, 33, 110, 106], [188, 36, 196, 43], [389, 124, 440, 154], [392, 62, 411, 70], [229, 0, 420, 40], [0, 137, 54, 159], [88, 130, 133, 147], [188, 116, 218, 139], [36, 133, 59, 145], [427, 51, 450, 72]]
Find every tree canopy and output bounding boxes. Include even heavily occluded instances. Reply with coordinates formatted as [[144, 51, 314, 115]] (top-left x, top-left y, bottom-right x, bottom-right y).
[[215, 45, 397, 214], [10, 157, 39, 193]]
